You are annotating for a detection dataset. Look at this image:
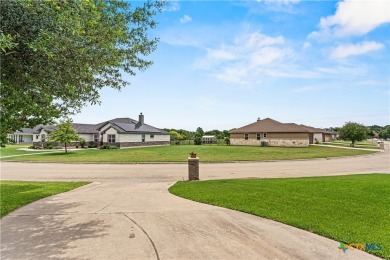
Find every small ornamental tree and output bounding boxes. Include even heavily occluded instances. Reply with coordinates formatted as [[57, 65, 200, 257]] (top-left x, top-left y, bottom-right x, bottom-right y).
[[49, 121, 80, 153], [338, 122, 368, 147]]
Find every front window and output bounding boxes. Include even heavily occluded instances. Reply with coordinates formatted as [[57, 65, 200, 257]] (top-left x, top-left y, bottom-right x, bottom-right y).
[[36, 135, 39, 140], [150, 134, 154, 139], [263, 133, 267, 138], [108, 134, 116, 143], [256, 133, 261, 140], [244, 134, 248, 140], [94, 134, 99, 142]]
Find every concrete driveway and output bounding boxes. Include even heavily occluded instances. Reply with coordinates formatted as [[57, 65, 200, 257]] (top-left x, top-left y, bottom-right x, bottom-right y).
[[1, 151, 389, 259]]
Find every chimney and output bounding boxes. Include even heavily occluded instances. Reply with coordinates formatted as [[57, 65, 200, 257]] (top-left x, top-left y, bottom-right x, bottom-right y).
[[138, 113, 144, 125]]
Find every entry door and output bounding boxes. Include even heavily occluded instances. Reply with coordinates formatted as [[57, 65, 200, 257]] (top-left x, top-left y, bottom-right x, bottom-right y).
[[142, 134, 145, 143]]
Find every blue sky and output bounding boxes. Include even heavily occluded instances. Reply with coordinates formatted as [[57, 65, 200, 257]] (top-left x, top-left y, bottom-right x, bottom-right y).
[[72, 0, 390, 131]]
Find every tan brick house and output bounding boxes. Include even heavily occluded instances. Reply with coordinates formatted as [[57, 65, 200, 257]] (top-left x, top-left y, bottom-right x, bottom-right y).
[[230, 118, 335, 147]]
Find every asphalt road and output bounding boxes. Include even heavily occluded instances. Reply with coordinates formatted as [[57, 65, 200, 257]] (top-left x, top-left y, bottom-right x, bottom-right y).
[[1, 150, 389, 259]]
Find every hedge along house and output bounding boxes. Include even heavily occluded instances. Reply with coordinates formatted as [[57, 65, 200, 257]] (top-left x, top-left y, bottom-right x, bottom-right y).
[[230, 118, 334, 147], [11, 113, 170, 148]]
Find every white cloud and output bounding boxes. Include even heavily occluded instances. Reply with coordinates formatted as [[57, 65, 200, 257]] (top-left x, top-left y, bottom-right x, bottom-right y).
[[180, 15, 192, 24], [256, 0, 300, 5], [292, 86, 317, 93], [302, 41, 311, 49], [330, 41, 384, 59], [163, 0, 180, 12], [310, 0, 390, 39], [207, 49, 236, 61], [197, 32, 294, 85]]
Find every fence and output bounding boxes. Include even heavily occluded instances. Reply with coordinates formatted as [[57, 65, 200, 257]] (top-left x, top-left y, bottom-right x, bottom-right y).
[[170, 139, 228, 146]]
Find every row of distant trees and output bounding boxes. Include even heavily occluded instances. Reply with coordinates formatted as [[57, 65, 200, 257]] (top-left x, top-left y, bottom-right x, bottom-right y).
[[164, 127, 231, 141], [165, 123, 390, 147]]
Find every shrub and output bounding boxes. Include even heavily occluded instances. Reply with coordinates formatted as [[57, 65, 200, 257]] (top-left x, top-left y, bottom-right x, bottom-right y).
[[80, 139, 86, 148], [88, 143, 97, 148], [100, 144, 118, 150], [28, 145, 37, 149], [194, 137, 202, 145]]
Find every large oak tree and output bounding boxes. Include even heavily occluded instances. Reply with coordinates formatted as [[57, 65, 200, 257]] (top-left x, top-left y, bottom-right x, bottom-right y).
[[0, 0, 164, 145], [339, 122, 368, 147]]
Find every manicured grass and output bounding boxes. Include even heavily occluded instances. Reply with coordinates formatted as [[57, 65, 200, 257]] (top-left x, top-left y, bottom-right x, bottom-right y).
[[0, 181, 90, 218], [0, 144, 59, 157], [169, 174, 390, 258], [0, 145, 376, 163]]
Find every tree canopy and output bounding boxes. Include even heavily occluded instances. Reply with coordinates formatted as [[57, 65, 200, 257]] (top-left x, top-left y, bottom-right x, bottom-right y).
[[338, 122, 368, 146], [379, 126, 390, 139], [49, 120, 81, 153], [0, 0, 164, 146]]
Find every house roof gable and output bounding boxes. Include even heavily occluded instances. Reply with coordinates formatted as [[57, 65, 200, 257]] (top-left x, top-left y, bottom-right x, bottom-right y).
[[230, 118, 315, 133]]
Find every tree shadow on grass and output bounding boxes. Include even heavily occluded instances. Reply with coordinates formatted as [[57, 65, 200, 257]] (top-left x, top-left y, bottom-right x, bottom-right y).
[[0, 201, 110, 259]]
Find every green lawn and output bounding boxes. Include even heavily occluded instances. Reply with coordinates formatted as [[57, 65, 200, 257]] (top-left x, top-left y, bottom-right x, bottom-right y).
[[0, 144, 60, 157], [0, 181, 90, 218], [169, 174, 390, 258], [0, 145, 376, 163]]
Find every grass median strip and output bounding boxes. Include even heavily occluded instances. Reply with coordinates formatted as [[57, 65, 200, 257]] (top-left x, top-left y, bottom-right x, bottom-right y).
[[0, 145, 376, 163], [169, 174, 390, 258], [0, 181, 90, 218]]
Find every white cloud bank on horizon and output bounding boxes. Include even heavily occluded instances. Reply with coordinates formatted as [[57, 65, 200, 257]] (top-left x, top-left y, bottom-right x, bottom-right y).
[[330, 41, 384, 59], [310, 0, 390, 40]]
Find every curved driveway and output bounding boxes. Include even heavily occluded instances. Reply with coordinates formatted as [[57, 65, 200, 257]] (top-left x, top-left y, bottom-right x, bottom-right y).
[[1, 151, 389, 259]]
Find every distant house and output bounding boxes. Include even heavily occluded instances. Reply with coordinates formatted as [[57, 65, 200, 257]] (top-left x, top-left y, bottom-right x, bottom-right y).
[[230, 118, 335, 147], [202, 135, 217, 144], [9, 113, 170, 148]]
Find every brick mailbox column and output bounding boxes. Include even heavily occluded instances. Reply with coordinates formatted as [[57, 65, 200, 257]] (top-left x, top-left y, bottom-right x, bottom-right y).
[[188, 157, 199, 181]]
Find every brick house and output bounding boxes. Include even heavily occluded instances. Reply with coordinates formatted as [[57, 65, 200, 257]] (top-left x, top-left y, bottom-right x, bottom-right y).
[[230, 118, 335, 147], [9, 113, 170, 148]]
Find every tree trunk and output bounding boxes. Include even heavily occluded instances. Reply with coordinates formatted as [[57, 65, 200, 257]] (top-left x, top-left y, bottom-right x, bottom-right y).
[[351, 140, 355, 147], [65, 143, 67, 154]]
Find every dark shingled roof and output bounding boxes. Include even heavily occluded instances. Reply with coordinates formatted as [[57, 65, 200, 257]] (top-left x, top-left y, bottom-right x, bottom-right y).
[[230, 118, 324, 134], [82, 117, 168, 134], [12, 116, 168, 135], [112, 122, 166, 134], [72, 123, 99, 134]]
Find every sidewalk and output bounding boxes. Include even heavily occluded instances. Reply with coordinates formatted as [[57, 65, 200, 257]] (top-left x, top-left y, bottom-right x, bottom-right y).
[[310, 143, 383, 152]]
